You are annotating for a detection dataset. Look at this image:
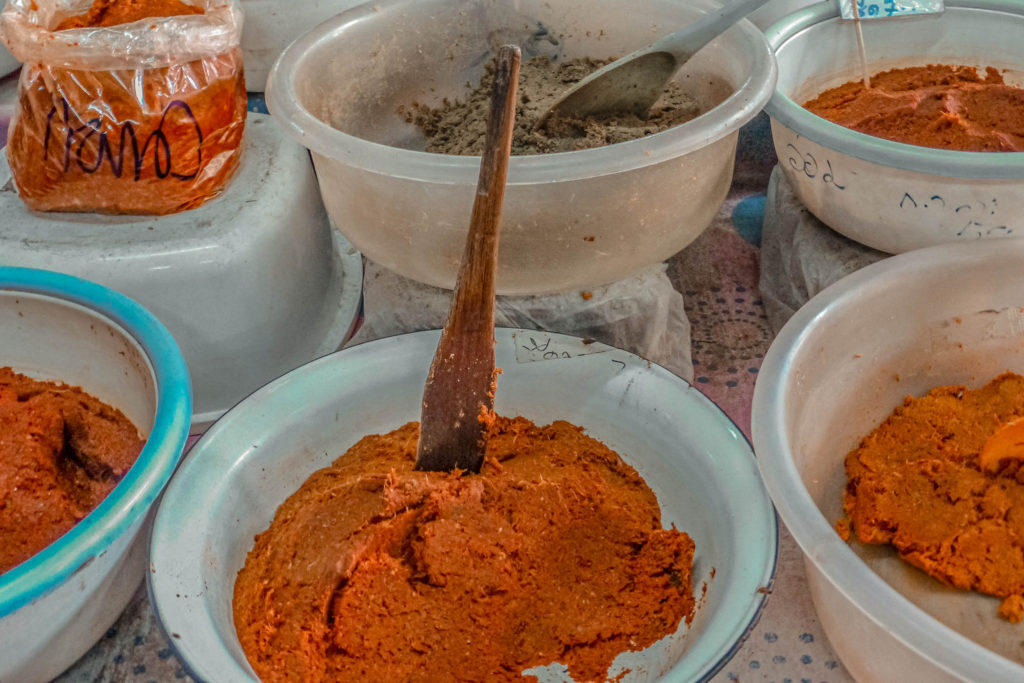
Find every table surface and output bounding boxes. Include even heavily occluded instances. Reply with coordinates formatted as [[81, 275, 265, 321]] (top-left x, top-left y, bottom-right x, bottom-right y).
[[0, 67, 854, 682]]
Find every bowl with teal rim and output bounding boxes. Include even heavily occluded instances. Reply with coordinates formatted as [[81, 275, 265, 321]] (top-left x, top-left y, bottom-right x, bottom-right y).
[[149, 328, 777, 682], [764, 0, 1024, 254], [0, 266, 192, 683]]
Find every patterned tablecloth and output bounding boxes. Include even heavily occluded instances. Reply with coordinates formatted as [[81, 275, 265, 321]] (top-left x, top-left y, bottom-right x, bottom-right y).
[[0, 68, 854, 682]]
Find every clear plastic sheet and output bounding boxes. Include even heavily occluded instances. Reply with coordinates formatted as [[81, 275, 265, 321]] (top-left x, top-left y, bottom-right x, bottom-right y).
[[348, 259, 695, 384], [0, 0, 246, 214], [759, 166, 887, 335]]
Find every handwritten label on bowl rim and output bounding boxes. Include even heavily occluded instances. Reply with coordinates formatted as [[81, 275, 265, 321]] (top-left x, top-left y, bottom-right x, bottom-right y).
[[512, 331, 608, 364], [839, 0, 944, 19]]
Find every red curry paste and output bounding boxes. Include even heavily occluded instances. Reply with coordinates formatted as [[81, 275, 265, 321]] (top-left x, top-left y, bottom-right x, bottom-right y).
[[233, 415, 696, 682], [839, 372, 1024, 622], [56, 0, 202, 29], [0, 367, 144, 575], [804, 65, 1024, 152]]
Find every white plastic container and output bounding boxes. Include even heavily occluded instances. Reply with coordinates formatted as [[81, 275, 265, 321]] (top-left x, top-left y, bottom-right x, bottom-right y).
[[267, 0, 776, 294], [752, 238, 1024, 681], [0, 113, 362, 431], [0, 267, 191, 683], [149, 329, 778, 682], [764, 0, 1024, 254], [240, 0, 363, 91]]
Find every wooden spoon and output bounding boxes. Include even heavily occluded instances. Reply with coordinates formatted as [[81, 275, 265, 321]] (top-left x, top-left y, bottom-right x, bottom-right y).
[[416, 45, 521, 473]]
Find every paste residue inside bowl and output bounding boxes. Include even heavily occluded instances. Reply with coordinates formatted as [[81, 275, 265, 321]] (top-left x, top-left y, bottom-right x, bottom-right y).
[[233, 414, 696, 682]]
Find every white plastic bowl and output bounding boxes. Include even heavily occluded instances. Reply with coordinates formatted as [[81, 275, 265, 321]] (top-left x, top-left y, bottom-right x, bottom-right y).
[[752, 238, 1024, 682], [149, 328, 778, 682], [240, 0, 363, 91], [0, 267, 191, 683], [764, 0, 1024, 254], [267, 0, 776, 294]]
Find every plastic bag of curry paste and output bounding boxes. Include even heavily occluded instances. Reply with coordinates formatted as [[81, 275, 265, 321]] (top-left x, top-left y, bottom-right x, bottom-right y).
[[0, 0, 245, 214]]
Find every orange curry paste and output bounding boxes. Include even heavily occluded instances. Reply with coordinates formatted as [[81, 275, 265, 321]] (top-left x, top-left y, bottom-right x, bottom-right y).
[[0, 367, 144, 575], [55, 0, 202, 29], [233, 415, 696, 682], [839, 372, 1024, 622], [6, 0, 245, 215], [804, 65, 1024, 152]]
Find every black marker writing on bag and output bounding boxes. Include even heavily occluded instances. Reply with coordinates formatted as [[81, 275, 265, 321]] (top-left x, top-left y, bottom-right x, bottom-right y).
[[42, 98, 203, 181]]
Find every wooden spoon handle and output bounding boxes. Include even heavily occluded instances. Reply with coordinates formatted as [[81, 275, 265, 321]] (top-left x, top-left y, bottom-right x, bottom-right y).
[[416, 45, 521, 473]]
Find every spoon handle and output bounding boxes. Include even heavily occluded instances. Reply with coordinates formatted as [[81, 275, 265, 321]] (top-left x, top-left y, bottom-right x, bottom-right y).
[[416, 45, 521, 473], [650, 0, 770, 61]]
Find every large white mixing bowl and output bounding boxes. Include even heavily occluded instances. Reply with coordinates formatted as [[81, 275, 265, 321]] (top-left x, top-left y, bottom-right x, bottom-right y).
[[753, 238, 1024, 682]]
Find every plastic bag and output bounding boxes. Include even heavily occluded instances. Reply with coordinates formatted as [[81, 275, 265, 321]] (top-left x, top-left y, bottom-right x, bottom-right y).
[[1, 0, 246, 214]]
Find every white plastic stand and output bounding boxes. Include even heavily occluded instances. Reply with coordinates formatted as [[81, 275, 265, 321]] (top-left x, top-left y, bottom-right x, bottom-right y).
[[0, 112, 363, 431]]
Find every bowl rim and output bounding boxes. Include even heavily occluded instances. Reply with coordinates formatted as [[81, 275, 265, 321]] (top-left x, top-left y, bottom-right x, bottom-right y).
[[763, 0, 1024, 180], [266, 0, 778, 184], [751, 239, 1024, 681], [148, 327, 779, 683], [0, 266, 192, 618]]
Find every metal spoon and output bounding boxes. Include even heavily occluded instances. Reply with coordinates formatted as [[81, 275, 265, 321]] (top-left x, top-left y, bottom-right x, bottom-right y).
[[416, 45, 521, 473], [536, 0, 769, 127]]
